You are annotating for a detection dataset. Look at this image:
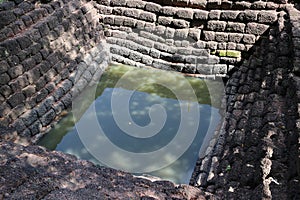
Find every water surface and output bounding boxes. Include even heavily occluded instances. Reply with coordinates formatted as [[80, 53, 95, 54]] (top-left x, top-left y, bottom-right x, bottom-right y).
[[38, 65, 223, 184]]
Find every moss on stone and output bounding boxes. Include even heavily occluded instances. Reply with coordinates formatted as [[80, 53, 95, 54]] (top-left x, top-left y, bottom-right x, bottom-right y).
[[214, 50, 241, 58], [217, 50, 227, 57], [226, 50, 241, 58]]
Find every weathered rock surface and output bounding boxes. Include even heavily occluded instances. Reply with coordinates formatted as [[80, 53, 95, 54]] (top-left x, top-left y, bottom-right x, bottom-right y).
[[0, 141, 208, 200]]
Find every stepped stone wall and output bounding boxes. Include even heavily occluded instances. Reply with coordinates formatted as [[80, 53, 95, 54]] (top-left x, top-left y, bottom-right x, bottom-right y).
[[99, 0, 283, 77], [0, 0, 109, 144], [0, 0, 299, 199], [190, 6, 300, 199]]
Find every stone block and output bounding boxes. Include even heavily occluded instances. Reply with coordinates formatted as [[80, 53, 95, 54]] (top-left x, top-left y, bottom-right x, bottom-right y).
[[257, 11, 277, 24], [97, 5, 112, 15], [123, 8, 140, 18], [243, 34, 256, 44], [246, 23, 269, 35], [7, 92, 25, 108], [22, 85, 36, 98], [21, 15, 33, 27], [185, 55, 197, 64], [165, 27, 175, 38], [52, 101, 65, 115], [190, 0, 206, 7], [203, 31, 215, 41], [197, 64, 213, 74], [0, 73, 10, 85], [8, 65, 23, 79], [141, 55, 153, 65], [0, 85, 12, 98], [123, 18, 137, 27], [37, 22, 50, 36], [16, 36, 32, 50], [144, 22, 156, 32], [175, 29, 189, 39], [188, 28, 201, 41], [36, 103, 48, 117], [215, 32, 228, 42], [103, 16, 114, 24], [155, 25, 166, 35], [213, 64, 227, 74], [0, 60, 9, 74], [47, 16, 59, 30], [110, 0, 126, 6], [192, 49, 209, 56], [136, 20, 145, 29], [29, 120, 42, 136], [0, 11, 16, 29], [160, 6, 176, 16], [1, 39, 21, 55], [53, 87, 65, 101], [0, 103, 11, 118], [172, 19, 189, 28], [220, 11, 240, 20], [47, 52, 60, 67], [251, 1, 266, 9], [36, 88, 49, 103], [207, 20, 226, 31], [206, 41, 218, 50], [40, 109, 56, 126], [232, 1, 251, 9], [158, 16, 172, 26], [61, 93, 72, 108], [177, 47, 192, 55], [154, 42, 169, 52], [145, 2, 161, 13], [208, 10, 221, 20], [176, 8, 194, 19], [194, 41, 206, 49], [266, 2, 279, 9], [228, 33, 243, 43], [152, 60, 171, 70], [7, 55, 20, 68], [237, 11, 258, 22], [114, 16, 124, 26], [208, 55, 219, 64], [21, 110, 38, 126], [226, 22, 246, 33], [227, 42, 237, 50], [194, 10, 209, 20], [126, 0, 146, 8], [139, 11, 156, 22], [150, 48, 161, 58], [218, 42, 227, 49]]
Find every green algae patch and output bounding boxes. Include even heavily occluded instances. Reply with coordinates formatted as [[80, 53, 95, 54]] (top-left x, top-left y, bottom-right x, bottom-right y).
[[226, 50, 241, 58], [213, 50, 241, 58]]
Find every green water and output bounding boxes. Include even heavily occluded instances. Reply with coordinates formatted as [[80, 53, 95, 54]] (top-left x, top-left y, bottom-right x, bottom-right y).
[[38, 64, 223, 184]]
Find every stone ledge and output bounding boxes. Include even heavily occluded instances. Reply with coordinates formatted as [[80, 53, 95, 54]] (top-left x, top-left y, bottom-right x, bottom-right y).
[[0, 141, 209, 200]]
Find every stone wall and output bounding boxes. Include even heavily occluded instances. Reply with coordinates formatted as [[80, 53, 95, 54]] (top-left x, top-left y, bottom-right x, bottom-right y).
[[0, 0, 109, 144], [0, 0, 299, 199], [98, 0, 281, 77], [190, 4, 300, 199]]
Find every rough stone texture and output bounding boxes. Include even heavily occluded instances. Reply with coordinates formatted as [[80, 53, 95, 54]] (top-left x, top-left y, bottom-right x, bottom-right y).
[[0, 0, 109, 144], [99, 0, 280, 75], [0, 0, 299, 199], [190, 8, 300, 200], [0, 141, 208, 200]]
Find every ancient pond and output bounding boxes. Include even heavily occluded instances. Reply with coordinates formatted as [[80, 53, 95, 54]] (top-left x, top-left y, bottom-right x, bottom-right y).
[[38, 64, 224, 184]]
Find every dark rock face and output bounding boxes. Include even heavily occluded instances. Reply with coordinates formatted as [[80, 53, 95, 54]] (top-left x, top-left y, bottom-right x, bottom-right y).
[[190, 5, 300, 200], [0, 141, 208, 200]]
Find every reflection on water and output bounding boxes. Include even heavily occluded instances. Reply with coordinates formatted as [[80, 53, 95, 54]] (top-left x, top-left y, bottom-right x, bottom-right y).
[[38, 65, 222, 184]]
